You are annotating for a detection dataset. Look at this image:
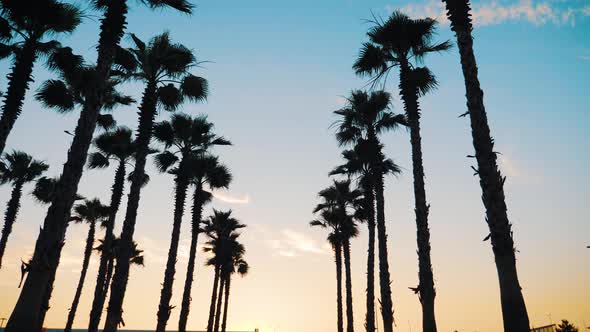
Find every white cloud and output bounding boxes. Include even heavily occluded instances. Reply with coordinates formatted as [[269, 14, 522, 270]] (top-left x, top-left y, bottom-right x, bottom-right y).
[[212, 190, 250, 205], [391, 0, 590, 27], [268, 229, 330, 258]]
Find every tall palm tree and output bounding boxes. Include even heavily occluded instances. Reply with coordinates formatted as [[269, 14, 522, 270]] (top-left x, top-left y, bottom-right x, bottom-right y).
[[0, 0, 81, 154], [315, 180, 361, 332], [220, 243, 249, 332], [86, 127, 136, 332], [202, 210, 245, 332], [440, 1, 530, 330], [178, 155, 232, 332], [334, 90, 405, 332], [310, 208, 345, 332], [152, 114, 230, 332], [0, 151, 48, 267], [64, 199, 110, 332], [104, 32, 208, 332], [6, 2, 192, 329], [354, 12, 451, 332], [330, 144, 399, 332]]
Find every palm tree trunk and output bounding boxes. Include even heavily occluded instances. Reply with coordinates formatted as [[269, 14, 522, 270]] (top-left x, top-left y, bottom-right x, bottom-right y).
[[399, 63, 437, 332], [103, 79, 158, 332], [371, 150, 395, 332], [88, 161, 126, 332], [5, 2, 128, 331], [343, 239, 354, 332], [0, 40, 37, 155], [156, 164, 190, 332], [207, 265, 221, 332], [64, 221, 96, 332], [221, 275, 231, 332], [334, 242, 344, 332], [442, 1, 530, 330], [213, 274, 226, 332], [0, 180, 24, 268], [178, 185, 205, 332], [364, 185, 376, 332]]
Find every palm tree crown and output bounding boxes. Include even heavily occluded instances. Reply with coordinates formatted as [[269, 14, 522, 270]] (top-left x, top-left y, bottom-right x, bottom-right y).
[[0, 151, 48, 185], [88, 126, 136, 169]]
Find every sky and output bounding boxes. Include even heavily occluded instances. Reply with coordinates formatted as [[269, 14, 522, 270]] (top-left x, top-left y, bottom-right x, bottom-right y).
[[0, 0, 589, 331]]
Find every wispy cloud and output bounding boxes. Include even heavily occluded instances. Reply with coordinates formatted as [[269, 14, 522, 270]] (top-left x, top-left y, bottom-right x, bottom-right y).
[[212, 190, 250, 205], [577, 55, 590, 60], [268, 229, 330, 258], [390, 0, 590, 27]]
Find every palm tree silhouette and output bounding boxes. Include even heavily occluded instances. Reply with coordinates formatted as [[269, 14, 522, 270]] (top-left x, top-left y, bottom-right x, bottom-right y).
[[330, 143, 400, 332], [104, 32, 208, 332], [86, 127, 137, 332], [179, 155, 232, 332], [440, 0, 530, 330], [0, 0, 81, 154], [0, 151, 48, 267], [354, 12, 451, 332], [152, 114, 230, 332], [314, 179, 361, 332], [202, 210, 245, 332], [220, 241, 249, 332], [334, 90, 405, 332], [64, 199, 110, 332]]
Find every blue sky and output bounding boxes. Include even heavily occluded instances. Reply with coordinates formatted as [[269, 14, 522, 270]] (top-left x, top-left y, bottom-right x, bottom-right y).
[[0, 0, 589, 331]]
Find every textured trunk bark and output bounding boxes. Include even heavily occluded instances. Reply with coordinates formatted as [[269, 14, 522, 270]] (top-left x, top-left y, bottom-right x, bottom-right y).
[[206, 265, 221, 332], [364, 185, 376, 332], [221, 275, 230, 332], [0, 180, 24, 268], [178, 185, 204, 332], [343, 239, 354, 332], [64, 221, 96, 332], [399, 63, 437, 332], [442, 1, 530, 330], [371, 147, 394, 332], [103, 79, 157, 332], [155, 163, 190, 332], [335, 242, 344, 332], [88, 162, 126, 332], [213, 273, 226, 332], [0, 40, 37, 155], [5, 2, 127, 331]]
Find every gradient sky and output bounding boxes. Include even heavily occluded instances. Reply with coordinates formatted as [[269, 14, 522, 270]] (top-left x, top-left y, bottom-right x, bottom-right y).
[[0, 0, 589, 331]]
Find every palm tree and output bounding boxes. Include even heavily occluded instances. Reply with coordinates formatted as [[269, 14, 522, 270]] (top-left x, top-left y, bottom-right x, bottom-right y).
[[64, 199, 110, 332], [330, 144, 399, 332], [202, 210, 245, 332], [334, 90, 405, 332], [6, 2, 191, 329], [152, 114, 230, 332], [0, 0, 81, 154], [0, 151, 48, 267], [220, 244, 249, 332], [310, 208, 345, 332], [313, 180, 361, 332], [178, 155, 232, 332], [86, 127, 136, 332], [104, 32, 208, 332], [354, 12, 451, 332], [440, 1, 530, 330]]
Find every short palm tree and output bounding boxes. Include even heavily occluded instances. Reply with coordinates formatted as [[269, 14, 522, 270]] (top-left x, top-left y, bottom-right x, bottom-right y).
[[64, 199, 110, 332], [334, 90, 405, 332], [220, 242, 248, 332], [440, 0, 530, 329], [330, 143, 400, 332], [7, 2, 191, 329], [202, 210, 245, 332], [178, 155, 232, 332], [152, 114, 230, 332], [354, 12, 451, 332], [86, 127, 136, 332], [313, 179, 361, 332], [104, 33, 208, 332], [0, 151, 48, 267], [0, 0, 81, 154]]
